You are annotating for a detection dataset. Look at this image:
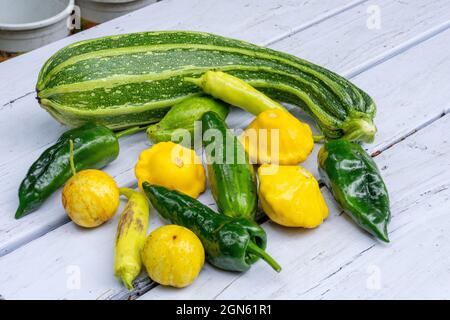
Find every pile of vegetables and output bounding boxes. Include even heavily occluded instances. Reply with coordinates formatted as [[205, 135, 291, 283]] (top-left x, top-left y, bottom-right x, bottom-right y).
[[15, 31, 390, 290]]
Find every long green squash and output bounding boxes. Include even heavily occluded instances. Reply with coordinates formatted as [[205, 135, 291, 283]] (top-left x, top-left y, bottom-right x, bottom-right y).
[[37, 31, 376, 142]]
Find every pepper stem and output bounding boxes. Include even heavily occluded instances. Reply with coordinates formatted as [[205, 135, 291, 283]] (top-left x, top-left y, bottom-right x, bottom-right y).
[[247, 241, 282, 272], [115, 126, 147, 139], [313, 135, 325, 143], [69, 139, 76, 176], [119, 187, 135, 200], [184, 76, 202, 87]]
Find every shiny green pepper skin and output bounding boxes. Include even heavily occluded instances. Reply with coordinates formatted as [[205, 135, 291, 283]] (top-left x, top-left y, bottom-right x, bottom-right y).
[[15, 123, 119, 219], [202, 111, 257, 220], [318, 139, 390, 242], [143, 183, 277, 272]]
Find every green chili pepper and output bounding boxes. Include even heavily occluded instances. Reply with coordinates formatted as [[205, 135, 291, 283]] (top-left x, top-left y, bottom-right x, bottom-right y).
[[143, 183, 281, 273], [318, 139, 391, 242], [15, 123, 120, 219]]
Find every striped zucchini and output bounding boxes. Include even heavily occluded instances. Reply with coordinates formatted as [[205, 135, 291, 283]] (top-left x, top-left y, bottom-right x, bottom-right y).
[[37, 31, 376, 142]]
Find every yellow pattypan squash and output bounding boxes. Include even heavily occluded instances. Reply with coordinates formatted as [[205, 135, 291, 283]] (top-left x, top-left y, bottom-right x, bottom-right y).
[[141, 225, 205, 288], [135, 142, 206, 198], [240, 109, 314, 165], [62, 169, 119, 228], [258, 164, 328, 228]]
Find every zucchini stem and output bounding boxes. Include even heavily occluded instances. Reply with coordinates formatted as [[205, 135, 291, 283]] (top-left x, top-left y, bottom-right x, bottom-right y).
[[341, 116, 377, 143], [68, 139, 76, 176], [247, 241, 282, 272]]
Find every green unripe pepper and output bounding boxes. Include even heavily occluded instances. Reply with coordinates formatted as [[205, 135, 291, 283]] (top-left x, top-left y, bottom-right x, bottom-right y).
[[318, 139, 391, 242], [202, 111, 257, 220], [15, 123, 119, 219], [146, 96, 229, 145], [143, 183, 281, 273]]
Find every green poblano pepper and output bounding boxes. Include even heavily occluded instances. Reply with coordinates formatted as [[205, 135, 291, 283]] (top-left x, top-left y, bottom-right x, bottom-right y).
[[16, 123, 119, 219], [318, 139, 391, 242], [143, 183, 281, 272]]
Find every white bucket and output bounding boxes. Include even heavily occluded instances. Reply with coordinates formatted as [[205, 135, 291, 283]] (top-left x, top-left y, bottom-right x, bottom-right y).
[[0, 0, 75, 53], [76, 0, 157, 24]]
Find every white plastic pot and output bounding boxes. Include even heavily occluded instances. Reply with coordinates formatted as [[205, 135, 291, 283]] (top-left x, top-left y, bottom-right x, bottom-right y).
[[0, 0, 75, 53], [76, 0, 157, 24]]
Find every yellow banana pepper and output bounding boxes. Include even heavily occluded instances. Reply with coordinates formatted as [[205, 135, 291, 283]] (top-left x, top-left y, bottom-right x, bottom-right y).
[[135, 142, 206, 198], [258, 164, 328, 228], [114, 188, 149, 290], [240, 109, 314, 165]]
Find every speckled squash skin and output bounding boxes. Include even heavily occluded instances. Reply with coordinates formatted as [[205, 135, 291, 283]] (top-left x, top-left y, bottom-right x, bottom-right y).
[[62, 169, 120, 228], [141, 225, 205, 288], [37, 31, 376, 142]]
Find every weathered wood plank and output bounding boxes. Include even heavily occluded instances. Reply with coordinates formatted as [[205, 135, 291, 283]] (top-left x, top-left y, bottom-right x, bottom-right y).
[[270, 0, 450, 77]]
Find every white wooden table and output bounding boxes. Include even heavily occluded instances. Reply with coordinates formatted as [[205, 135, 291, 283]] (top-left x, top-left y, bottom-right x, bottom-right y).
[[0, 0, 449, 300]]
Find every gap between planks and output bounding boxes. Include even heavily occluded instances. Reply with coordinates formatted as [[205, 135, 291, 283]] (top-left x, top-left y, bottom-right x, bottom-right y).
[[344, 19, 450, 79]]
